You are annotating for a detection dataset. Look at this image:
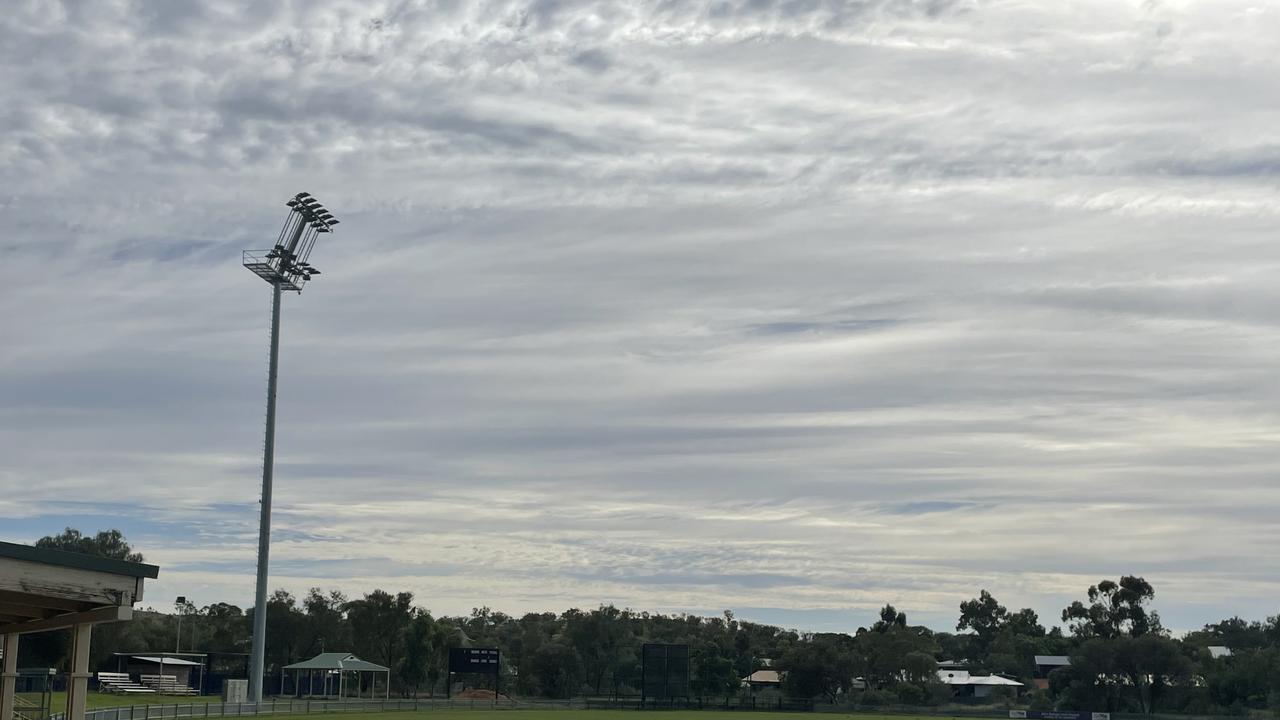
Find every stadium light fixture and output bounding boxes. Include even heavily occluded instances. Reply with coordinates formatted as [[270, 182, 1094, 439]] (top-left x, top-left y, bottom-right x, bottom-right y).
[[241, 192, 339, 704]]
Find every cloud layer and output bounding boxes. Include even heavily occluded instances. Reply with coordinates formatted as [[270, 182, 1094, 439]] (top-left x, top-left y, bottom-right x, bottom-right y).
[[4, 0, 1280, 632]]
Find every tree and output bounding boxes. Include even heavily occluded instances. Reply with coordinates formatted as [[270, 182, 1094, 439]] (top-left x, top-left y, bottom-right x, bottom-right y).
[[248, 589, 306, 675], [200, 602, 249, 653], [301, 588, 350, 657], [872, 605, 908, 633], [1062, 576, 1160, 639], [565, 605, 634, 694], [399, 611, 437, 696], [345, 590, 414, 678], [902, 651, 937, 685], [527, 637, 582, 698], [778, 634, 859, 703], [35, 528, 145, 562], [690, 642, 739, 698], [958, 590, 1008, 644], [1113, 634, 1194, 714], [1053, 638, 1121, 712], [857, 622, 939, 689], [1005, 608, 1045, 637]]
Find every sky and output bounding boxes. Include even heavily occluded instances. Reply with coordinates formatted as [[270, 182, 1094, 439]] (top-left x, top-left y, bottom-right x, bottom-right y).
[[3, 0, 1280, 635]]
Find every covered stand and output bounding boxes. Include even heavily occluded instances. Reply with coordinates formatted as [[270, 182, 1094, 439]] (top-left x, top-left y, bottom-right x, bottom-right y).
[[282, 653, 389, 700], [0, 542, 157, 720]]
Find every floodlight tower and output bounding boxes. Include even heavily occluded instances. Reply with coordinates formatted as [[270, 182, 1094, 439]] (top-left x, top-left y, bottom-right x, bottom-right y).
[[242, 193, 338, 703]]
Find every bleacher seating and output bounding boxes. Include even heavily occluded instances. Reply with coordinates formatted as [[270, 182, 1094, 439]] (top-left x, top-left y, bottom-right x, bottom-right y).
[[140, 674, 198, 695], [96, 672, 156, 694], [14, 696, 38, 720]]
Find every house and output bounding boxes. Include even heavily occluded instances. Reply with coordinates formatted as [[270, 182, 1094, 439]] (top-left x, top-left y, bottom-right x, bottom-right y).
[[936, 669, 1024, 698], [741, 669, 782, 691], [1207, 646, 1232, 659]]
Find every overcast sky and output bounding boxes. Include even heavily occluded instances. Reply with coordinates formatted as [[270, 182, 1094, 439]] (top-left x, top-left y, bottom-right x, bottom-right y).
[[4, 0, 1280, 634]]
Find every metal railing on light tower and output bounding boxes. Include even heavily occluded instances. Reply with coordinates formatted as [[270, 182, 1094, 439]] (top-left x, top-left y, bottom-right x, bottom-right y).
[[242, 192, 339, 703]]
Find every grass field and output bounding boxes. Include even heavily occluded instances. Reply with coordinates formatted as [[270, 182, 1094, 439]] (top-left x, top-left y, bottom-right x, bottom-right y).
[[37, 693, 220, 710], [261, 714, 945, 720]]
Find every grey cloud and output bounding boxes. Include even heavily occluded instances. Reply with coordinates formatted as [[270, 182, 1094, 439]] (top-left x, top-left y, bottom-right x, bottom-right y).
[[3, 0, 1280, 631]]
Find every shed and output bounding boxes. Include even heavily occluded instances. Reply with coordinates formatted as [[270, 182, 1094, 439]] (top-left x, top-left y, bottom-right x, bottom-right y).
[[120, 654, 204, 688], [1032, 654, 1071, 689], [282, 653, 389, 699], [0, 541, 157, 720]]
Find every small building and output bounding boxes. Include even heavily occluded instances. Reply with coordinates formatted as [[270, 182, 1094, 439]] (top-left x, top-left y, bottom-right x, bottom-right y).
[[741, 669, 782, 691], [1032, 655, 1071, 690], [118, 655, 204, 689], [1207, 646, 1232, 659], [936, 669, 1024, 698]]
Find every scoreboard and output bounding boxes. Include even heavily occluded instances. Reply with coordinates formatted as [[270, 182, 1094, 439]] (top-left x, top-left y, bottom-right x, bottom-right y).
[[449, 647, 500, 674]]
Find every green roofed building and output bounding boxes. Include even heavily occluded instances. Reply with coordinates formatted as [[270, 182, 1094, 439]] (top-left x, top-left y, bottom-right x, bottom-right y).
[[282, 653, 390, 700], [0, 541, 158, 720]]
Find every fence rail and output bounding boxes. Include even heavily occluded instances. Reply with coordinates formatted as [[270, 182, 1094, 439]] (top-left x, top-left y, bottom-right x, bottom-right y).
[[47, 699, 1262, 720], [54, 696, 822, 720]]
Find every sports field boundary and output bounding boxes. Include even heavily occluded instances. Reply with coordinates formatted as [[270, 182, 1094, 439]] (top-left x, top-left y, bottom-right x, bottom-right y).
[[50, 699, 1248, 720]]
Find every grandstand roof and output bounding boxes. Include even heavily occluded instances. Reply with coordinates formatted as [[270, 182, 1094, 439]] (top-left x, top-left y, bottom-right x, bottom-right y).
[[283, 652, 388, 672], [0, 541, 158, 579]]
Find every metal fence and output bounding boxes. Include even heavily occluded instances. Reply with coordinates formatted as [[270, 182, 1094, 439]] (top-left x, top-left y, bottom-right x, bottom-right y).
[[64, 700, 442, 720], [53, 695, 819, 720], [48, 699, 1263, 720]]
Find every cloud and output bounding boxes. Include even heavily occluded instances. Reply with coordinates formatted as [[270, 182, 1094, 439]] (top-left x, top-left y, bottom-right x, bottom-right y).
[[3, 0, 1280, 633]]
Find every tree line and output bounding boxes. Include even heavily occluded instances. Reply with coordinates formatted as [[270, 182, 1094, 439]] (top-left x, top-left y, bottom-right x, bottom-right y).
[[19, 528, 1280, 714]]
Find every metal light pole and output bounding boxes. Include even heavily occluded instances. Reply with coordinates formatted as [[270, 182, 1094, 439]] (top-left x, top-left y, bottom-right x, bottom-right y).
[[175, 596, 187, 653], [243, 193, 338, 703]]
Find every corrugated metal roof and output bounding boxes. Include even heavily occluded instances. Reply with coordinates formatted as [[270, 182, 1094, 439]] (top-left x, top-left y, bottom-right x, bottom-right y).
[[939, 674, 1023, 686], [133, 656, 202, 667], [0, 541, 159, 579], [742, 670, 781, 684], [1034, 655, 1071, 666], [1207, 646, 1232, 658], [283, 653, 388, 672]]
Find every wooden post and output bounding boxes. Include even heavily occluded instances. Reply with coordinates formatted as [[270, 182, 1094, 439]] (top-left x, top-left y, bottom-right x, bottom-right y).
[[1, 633, 19, 720], [66, 624, 92, 720]]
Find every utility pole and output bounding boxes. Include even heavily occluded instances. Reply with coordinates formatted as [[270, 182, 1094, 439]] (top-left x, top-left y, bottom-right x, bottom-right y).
[[242, 193, 338, 703]]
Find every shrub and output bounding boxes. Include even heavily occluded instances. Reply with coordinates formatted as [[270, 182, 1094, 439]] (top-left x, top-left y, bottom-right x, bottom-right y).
[[858, 689, 892, 707], [895, 683, 928, 706]]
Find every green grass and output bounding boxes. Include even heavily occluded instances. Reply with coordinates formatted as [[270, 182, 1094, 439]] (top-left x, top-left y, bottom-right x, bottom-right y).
[[262, 707, 962, 712], [42, 700, 968, 720], [260, 713, 958, 720], [42, 692, 221, 710]]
